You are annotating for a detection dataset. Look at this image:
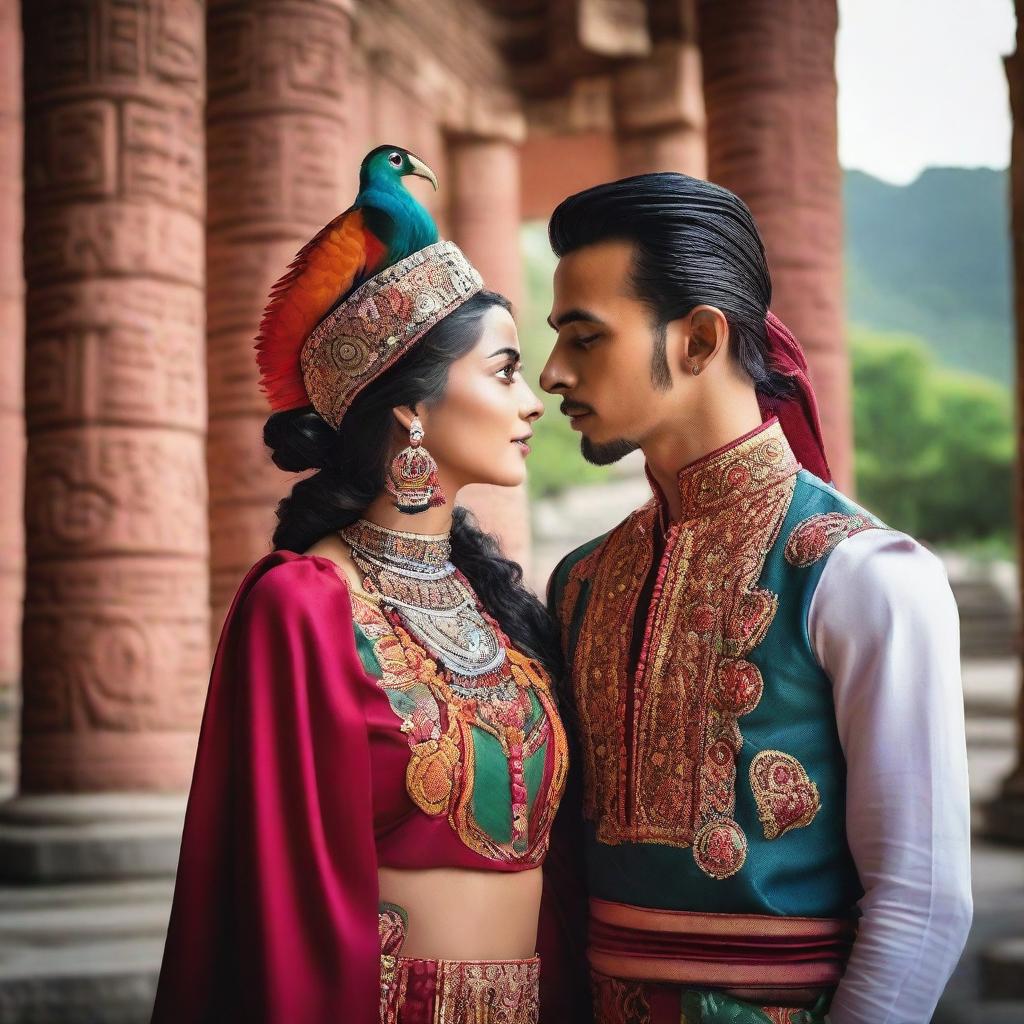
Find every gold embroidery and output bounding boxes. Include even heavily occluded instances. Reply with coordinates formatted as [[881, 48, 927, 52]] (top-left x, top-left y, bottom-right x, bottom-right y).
[[352, 593, 568, 865], [380, 956, 540, 1024], [750, 750, 821, 840], [784, 511, 879, 567], [566, 422, 799, 876], [591, 971, 652, 1024]]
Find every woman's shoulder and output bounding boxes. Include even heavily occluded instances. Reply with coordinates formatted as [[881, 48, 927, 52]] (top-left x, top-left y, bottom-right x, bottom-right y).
[[236, 547, 354, 622]]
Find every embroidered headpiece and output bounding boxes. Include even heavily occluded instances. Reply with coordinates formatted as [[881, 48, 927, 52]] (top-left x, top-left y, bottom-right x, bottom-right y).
[[259, 240, 482, 429], [296, 240, 482, 428]]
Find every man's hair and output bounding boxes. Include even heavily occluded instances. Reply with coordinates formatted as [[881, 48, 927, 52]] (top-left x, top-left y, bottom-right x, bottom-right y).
[[548, 172, 792, 397]]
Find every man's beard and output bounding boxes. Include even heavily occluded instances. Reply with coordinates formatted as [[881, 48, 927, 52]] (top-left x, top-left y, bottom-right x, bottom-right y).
[[581, 436, 639, 466]]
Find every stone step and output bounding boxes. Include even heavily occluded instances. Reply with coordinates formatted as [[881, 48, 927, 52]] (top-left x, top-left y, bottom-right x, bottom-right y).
[[0, 880, 169, 1024]]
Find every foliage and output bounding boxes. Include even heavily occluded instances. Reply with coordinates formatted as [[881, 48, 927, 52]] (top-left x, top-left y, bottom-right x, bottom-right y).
[[850, 326, 1013, 543], [844, 167, 1012, 381]]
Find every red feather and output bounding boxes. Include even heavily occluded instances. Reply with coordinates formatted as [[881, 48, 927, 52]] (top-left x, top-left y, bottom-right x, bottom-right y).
[[255, 208, 387, 413]]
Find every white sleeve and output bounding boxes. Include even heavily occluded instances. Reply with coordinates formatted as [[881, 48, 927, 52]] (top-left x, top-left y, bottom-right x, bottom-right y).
[[807, 529, 973, 1024]]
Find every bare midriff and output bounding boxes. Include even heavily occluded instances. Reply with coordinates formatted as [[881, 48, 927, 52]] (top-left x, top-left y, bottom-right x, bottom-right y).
[[377, 865, 543, 960]]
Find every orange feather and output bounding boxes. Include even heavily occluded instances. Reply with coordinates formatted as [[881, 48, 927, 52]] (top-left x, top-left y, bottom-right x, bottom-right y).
[[255, 208, 387, 412]]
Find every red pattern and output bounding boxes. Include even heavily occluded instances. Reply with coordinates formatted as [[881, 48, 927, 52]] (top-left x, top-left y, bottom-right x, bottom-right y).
[[784, 512, 879, 568]]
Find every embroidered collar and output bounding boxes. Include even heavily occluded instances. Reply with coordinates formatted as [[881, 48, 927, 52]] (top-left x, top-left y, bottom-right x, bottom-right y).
[[647, 418, 801, 521], [340, 518, 451, 572]]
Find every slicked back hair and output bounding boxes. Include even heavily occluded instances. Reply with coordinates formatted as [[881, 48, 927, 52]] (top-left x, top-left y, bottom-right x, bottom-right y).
[[548, 172, 793, 397]]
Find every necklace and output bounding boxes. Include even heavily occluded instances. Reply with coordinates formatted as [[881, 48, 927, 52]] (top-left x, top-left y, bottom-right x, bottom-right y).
[[340, 518, 508, 689], [342, 517, 546, 856]]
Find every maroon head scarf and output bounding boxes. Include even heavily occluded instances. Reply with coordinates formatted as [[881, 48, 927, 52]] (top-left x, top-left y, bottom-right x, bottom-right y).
[[755, 311, 832, 483]]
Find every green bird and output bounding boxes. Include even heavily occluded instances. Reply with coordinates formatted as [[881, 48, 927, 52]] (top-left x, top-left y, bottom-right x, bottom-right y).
[[256, 144, 439, 412]]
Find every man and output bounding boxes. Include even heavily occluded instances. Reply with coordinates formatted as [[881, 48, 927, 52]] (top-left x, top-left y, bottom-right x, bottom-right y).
[[538, 173, 972, 1024]]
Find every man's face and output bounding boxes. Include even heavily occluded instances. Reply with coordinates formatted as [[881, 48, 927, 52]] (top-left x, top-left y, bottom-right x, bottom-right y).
[[540, 239, 674, 464]]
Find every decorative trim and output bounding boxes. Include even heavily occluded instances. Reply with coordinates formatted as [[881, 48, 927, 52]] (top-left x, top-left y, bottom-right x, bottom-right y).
[[566, 422, 799, 878], [300, 241, 482, 428], [350, 593, 568, 865], [750, 750, 821, 840], [784, 512, 880, 568]]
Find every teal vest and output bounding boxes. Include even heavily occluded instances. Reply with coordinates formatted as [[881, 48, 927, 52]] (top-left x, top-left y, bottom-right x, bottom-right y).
[[552, 431, 885, 920]]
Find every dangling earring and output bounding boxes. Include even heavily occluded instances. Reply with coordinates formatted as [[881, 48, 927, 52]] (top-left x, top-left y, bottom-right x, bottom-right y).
[[691, 362, 701, 376], [386, 416, 447, 515]]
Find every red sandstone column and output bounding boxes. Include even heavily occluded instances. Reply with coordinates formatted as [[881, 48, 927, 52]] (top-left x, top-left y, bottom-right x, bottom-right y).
[[615, 42, 706, 179], [0, 0, 23, 795], [448, 136, 531, 569], [18, 0, 208, 793], [206, 0, 357, 634], [699, 0, 853, 491]]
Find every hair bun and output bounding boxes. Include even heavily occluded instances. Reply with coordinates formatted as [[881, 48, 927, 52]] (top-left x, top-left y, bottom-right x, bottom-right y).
[[263, 408, 336, 473]]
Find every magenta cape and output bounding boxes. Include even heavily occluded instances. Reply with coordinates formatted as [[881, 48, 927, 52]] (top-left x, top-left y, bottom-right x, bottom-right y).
[[151, 551, 380, 1024]]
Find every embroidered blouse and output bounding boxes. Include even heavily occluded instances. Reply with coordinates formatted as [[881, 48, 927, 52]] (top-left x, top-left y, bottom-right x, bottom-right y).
[[152, 549, 568, 1024]]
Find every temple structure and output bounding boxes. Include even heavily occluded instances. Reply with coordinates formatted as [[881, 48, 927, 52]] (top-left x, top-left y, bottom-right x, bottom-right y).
[[2, 0, 982, 1018]]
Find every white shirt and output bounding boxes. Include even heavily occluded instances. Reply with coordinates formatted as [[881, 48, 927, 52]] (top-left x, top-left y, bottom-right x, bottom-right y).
[[808, 529, 973, 1024]]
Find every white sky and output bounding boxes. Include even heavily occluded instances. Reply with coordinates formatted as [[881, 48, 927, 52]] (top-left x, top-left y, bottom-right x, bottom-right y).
[[836, 0, 1017, 183]]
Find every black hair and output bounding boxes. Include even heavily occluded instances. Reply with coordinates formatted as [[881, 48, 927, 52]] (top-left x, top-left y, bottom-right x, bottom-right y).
[[548, 172, 794, 398], [263, 290, 563, 681]]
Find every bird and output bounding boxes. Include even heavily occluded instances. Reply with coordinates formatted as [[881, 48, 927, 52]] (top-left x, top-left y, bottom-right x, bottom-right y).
[[255, 144, 439, 413]]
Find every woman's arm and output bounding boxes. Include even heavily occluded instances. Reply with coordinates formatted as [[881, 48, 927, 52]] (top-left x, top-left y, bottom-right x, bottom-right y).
[[152, 554, 380, 1024]]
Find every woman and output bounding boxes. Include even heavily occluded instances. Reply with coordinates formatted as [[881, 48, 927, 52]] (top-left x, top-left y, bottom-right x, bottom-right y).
[[150, 226, 568, 1020]]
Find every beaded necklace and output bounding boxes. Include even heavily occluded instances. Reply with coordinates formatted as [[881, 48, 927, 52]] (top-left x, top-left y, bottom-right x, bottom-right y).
[[341, 518, 536, 848]]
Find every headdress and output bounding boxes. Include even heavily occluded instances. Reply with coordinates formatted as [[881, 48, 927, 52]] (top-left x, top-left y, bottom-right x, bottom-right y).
[[258, 239, 483, 429], [756, 311, 832, 483]]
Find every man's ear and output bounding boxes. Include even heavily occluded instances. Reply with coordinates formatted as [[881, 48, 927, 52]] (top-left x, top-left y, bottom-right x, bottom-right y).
[[684, 305, 729, 369]]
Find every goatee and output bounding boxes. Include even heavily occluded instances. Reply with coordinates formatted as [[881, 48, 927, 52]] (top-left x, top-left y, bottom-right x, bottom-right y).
[[581, 436, 639, 466]]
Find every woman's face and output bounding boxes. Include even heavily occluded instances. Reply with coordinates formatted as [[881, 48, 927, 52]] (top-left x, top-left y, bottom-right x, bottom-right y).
[[412, 306, 544, 493]]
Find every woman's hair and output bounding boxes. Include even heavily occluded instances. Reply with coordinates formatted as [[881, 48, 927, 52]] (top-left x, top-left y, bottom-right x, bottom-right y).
[[548, 172, 794, 398], [263, 289, 562, 681]]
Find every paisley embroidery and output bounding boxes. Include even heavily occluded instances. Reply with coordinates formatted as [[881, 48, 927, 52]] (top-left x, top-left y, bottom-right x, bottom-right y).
[[750, 749, 821, 840], [784, 511, 879, 567], [693, 817, 748, 879], [378, 902, 408, 956], [352, 593, 568, 864], [591, 972, 652, 1024], [564, 421, 800, 877]]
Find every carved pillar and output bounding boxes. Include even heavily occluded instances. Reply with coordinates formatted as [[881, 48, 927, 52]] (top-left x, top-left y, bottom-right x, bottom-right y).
[[986, 5, 1024, 848], [0, 0, 23, 795], [615, 41, 706, 179], [206, 0, 355, 634], [448, 135, 531, 569], [15, 0, 207, 797], [699, 0, 853, 491]]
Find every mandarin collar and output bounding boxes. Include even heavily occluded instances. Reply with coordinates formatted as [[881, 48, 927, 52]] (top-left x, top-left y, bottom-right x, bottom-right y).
[[645, 418, 801, 524]]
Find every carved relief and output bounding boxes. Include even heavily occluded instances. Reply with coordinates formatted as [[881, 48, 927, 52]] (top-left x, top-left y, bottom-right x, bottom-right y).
[[21, 0, 207, 792]]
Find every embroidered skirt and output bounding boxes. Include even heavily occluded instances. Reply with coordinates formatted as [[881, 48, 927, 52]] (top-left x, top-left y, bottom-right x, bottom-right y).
[[378, 905, 540, 1024]]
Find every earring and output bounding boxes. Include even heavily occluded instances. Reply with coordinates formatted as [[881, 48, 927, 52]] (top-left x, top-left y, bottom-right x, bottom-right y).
[[691, 362, 701, 376], [386, 416, 447, 515]]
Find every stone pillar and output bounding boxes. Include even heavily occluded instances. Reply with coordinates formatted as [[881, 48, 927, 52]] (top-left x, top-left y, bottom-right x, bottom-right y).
[[206, 0, 356, 634], [448, 136, 531, 569], [986, 5, 1024, 849], [615, 41, 706, 179], [699, 0, 853, 492], [16, 0, 207, 797], [0, 0, 23, 796]]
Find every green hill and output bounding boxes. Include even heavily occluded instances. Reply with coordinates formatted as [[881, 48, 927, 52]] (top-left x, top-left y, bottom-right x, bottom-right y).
[[843, 166, 1012, 381]]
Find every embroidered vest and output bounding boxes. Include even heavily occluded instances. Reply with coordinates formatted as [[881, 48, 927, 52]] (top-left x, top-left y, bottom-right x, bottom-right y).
[[552, 420, 884, 917]]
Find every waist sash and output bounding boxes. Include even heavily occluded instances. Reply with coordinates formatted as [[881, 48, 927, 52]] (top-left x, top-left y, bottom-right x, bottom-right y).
[[588, 898, 855, 990]]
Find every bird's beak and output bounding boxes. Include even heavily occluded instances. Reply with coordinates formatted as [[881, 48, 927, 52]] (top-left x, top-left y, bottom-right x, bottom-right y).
[[407, 154, 438, 191]]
